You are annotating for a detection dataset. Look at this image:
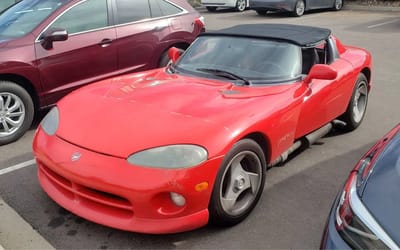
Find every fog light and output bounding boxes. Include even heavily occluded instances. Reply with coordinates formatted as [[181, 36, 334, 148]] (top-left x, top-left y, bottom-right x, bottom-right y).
[[170, 192, 186, 207]]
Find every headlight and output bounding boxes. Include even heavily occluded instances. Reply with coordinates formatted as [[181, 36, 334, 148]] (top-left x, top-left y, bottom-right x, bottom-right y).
[[40, 107, 59, 135], [127, 144, 208, 169], [335, 171, 397, 249]]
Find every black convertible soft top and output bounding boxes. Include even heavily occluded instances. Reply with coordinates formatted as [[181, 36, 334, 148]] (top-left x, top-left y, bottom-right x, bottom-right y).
[[201, 24, 331, 47]]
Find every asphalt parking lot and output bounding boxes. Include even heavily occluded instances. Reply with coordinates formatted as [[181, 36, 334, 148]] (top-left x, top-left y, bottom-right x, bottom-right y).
[[1, 5, 400, 249]]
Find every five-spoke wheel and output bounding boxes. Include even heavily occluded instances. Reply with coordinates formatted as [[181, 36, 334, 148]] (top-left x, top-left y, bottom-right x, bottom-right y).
[[209, 139, 266, 226], [340, 73, 369, 131]]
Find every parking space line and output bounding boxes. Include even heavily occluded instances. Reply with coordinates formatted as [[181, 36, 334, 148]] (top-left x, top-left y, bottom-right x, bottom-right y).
[[368, 19, 399, 28], [0, 159, 36, 176]]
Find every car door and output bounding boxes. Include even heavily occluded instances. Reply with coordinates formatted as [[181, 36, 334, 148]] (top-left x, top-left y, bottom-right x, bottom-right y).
[[306, 0, 331, 9], [295, 45, 354, 138], [112, 0, 174, 73], [34, 0, 117, 105]]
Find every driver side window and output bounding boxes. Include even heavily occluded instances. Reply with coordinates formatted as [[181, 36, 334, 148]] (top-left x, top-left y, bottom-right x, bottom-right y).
[[50, 0, 108, 34]]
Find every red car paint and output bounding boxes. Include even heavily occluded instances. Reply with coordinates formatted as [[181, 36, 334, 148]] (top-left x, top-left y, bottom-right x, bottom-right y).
[[0, 0, 204, 145], [33, 25, 372, 234]]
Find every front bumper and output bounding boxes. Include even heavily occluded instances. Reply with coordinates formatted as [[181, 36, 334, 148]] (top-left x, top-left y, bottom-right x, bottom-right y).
[[249, 0, 294, 12], [33, 128, 224, 234]]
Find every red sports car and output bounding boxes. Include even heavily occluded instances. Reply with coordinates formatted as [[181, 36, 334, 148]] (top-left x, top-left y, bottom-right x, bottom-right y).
[[33, 24, 372, 234]]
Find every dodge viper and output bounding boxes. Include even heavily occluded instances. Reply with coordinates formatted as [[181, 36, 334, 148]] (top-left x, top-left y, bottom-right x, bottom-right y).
[[33, 24, 372, 234]]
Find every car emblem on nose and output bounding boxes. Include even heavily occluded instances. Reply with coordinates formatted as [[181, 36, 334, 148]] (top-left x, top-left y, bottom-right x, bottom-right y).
[[71, 152, 82, 162]]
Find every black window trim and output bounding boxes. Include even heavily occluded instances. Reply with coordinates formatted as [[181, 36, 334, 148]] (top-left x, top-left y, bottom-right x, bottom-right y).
[[36, 0, 113, 43], [110, 0, 188, 28]]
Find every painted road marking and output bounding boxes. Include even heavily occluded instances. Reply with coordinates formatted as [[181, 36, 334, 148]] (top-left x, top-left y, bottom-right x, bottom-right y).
[[368, 19, 400, 29], [0, 159, 36, 176]]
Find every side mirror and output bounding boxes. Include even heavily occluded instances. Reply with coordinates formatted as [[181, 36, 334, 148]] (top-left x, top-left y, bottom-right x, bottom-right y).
[[304, 64, 337, 84], [168, 47, 182, 64], [41, 28, 68, 50]]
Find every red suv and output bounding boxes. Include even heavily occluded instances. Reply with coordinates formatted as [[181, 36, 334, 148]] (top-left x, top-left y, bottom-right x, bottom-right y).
[[0, 0, 205, 145]]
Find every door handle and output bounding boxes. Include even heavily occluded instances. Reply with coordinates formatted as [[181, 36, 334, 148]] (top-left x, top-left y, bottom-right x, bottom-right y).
[[99, 38, 113, 47]]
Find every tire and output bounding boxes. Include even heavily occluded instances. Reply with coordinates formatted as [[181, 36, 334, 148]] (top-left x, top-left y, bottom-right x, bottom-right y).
[[256, 10, 267, 16], [158, 51, 171, 67], [209, 139, 266, 226], [340, 73, 368, 131], [0, 81, 34, 145], [236, 0, 246, 12], [206, 6, 217, 12], [332, 0, 343, 10], [292, 0, 305, 17]]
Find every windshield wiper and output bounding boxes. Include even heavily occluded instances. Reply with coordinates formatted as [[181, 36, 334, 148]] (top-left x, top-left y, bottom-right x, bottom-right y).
[[196, 68, 251, 85]]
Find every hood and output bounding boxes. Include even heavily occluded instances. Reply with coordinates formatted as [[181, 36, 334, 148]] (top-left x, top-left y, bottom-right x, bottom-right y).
[[56, 69, 296, 158], [361, 130, 400, 246]]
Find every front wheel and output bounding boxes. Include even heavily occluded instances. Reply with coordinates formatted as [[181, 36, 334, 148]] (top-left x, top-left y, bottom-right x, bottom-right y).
[[0, 81, 34, 145], [332, 0, 343, 11], [236, 0, 246, 12], [209, 139, 266, 226], [340, 73, 368, 131], [292, 0, 305, 17]]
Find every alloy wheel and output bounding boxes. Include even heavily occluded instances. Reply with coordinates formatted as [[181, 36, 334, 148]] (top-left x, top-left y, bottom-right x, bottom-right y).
[[0, 92, 25, 137], [219, 150, 263, 216]]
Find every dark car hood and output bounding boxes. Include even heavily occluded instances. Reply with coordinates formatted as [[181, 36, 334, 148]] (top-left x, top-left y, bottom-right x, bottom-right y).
[[56, 69, 297, 158], [361, 131, 400, 245]]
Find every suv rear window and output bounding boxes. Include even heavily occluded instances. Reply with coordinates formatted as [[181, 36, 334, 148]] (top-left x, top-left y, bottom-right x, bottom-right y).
[[150, 0, 183, 17]]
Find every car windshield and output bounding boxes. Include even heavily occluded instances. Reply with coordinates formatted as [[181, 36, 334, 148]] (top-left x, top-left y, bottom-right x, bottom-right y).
[[0, 0, 68, 39], [175, 36, 302, 84]]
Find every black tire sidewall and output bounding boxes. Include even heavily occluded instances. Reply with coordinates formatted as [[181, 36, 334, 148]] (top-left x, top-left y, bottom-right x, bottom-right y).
[[158, 51, 171, 67], [0, 81, 34, 145], [209, 139, 266, 226]]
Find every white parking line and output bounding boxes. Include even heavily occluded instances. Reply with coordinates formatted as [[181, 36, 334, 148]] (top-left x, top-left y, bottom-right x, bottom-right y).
[[368, 19, 400, 29], [0, 159, 36, 176]]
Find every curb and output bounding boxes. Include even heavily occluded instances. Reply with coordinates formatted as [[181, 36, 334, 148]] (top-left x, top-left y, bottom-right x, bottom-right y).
[[0, 198, 54, 250], [344, 3, 400, 11]]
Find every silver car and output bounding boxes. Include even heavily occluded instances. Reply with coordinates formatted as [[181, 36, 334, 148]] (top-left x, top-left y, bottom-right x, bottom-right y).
[[249, 0, 343, 16], [201, 0, 249, 12]]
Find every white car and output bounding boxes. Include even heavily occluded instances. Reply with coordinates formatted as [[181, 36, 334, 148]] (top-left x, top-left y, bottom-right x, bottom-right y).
[[201, 0, 248, 11]]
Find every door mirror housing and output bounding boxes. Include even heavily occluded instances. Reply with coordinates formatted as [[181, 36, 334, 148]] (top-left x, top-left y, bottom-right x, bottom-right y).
[[41, 28, 68, 50], [304, 64, 337, 84], [168, 47, 182, 64]]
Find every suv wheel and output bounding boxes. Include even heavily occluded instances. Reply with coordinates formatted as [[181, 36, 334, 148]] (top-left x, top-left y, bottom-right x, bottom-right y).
[[0, 81, 34, 145]]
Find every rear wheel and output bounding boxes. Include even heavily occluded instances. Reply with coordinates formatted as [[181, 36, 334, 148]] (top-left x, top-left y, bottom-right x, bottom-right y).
[[340, 73, 368, 131], [292, 0, 305, 17], [0, 81, 34, 145], [159, 51, 171, 67], [209, 139, 266, 226], [332, 0, 343, 10], [206, 6, 217, 12], [236, 0, 246, 12]]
